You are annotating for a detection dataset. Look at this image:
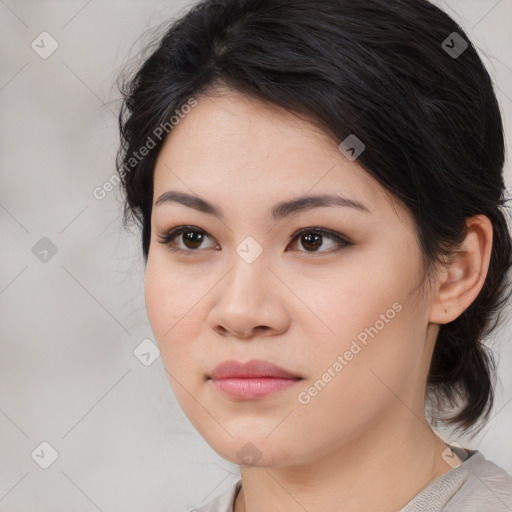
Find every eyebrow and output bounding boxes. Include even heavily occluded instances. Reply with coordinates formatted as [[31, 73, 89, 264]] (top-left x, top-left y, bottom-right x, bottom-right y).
[[154, 190, 372, 221]]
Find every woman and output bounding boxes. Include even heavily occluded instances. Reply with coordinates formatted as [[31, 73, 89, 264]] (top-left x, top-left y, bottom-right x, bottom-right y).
[[115, 0, 512, 510]]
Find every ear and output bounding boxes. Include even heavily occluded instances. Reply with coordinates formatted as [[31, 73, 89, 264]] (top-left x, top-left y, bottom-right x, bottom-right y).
[[429, 215, 493, 324]]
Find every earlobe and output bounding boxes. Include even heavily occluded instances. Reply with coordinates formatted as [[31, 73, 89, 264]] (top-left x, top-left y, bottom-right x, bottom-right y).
[[429, 215, 493, 325]]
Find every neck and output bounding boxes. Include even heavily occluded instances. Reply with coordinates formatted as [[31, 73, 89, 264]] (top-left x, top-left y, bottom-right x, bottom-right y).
[[234, 412, 460, 512]]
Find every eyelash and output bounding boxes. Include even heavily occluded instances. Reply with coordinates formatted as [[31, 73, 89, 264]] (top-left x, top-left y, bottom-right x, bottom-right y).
[[156, 225, 352, 255]]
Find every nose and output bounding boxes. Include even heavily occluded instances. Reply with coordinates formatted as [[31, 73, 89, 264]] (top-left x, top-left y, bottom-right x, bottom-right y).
[[206, 254, 290, 340]]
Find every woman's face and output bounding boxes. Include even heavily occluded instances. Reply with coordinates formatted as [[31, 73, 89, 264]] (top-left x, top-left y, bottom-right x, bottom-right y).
[[145, 90, 438, 468]]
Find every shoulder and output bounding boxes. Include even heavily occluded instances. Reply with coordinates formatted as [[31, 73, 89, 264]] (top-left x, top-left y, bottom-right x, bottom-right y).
[[194, 479, 242, 512], [402, 450, 512, 512], [447, 451, 512, 511]]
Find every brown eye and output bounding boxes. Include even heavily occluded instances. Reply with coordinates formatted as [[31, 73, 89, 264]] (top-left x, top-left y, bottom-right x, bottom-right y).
[[157, 226, 217, 253], [157, 225, 351, 255], [287, 228, 351, 253], [299, 232, 323, 252], [180, 230, 206, 250]]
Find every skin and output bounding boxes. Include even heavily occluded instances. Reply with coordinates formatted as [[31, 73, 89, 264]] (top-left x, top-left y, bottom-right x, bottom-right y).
[[144, 89, 493, 512]]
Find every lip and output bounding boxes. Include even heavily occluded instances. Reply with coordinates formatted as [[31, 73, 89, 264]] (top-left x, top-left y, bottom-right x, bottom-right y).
[[208, 359, 303, 399], [209, 359, 301, 379]]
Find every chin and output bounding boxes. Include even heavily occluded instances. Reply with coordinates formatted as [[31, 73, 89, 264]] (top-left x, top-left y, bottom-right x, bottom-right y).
[[200, 433, 307, 469]]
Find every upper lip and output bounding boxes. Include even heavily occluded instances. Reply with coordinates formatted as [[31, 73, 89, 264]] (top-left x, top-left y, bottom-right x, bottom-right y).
[[209, 359, 302, 379]]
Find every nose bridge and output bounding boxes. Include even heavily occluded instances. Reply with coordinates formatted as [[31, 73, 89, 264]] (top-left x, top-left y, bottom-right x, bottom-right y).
[[206, 232, 293, 338], [222, 239, 269, 304], [216, 236, 288, 326]]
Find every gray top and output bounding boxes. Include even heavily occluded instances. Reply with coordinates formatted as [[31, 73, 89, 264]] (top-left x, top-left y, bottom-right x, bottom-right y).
[[195, 449, 512, 511]]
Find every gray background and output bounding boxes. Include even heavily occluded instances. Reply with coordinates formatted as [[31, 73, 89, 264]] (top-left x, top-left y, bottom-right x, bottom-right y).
[[1, 0, 511, 510]]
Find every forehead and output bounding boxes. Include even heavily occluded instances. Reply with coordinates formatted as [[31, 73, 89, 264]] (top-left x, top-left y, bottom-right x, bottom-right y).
[[152, 91, 397, 218]]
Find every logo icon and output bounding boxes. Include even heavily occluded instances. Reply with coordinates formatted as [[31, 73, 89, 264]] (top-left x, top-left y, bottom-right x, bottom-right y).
[[442, 32, 468, 59], [339, 134, 365, 161], [441, 441, 468, 468], [236, 236, 263, 264], [32, 237, 58, 263], [237, 442, 263, 466], [133, 338, 161, 366], [31, 32, 59, 59], [31, 441, 59, 469]]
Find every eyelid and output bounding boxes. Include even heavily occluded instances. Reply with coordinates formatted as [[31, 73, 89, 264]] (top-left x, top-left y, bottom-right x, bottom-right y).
[[156, 225, 218, 254], [156, 225, 352, 254], [291, 227, 352, 246]]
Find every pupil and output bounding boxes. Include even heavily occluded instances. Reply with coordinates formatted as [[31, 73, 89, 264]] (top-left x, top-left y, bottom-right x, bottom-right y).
[[184, 231, 203, 249], [303, 233, 321, 251], [180, 231, 323, 251]]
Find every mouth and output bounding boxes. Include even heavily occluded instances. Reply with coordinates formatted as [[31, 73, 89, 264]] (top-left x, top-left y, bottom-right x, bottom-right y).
[[208, 359, 304, 399]]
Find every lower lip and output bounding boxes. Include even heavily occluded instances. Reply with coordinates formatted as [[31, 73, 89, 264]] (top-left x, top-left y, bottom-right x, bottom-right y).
[[209, 377, 301, 399]]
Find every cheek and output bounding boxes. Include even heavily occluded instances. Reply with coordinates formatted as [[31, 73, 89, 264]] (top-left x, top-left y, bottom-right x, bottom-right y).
[[298, 252, 425, 398], [144, 254, 198, 336], [144, 257, 216, 397], [144, 260, 195, 365], [144, 261, 171, 338], [291, 301, 423, 455], [297, 257, 412, 350]]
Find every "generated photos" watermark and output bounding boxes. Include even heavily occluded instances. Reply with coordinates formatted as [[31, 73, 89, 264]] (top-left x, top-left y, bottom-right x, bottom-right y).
[[298, 301, 403, 405]]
